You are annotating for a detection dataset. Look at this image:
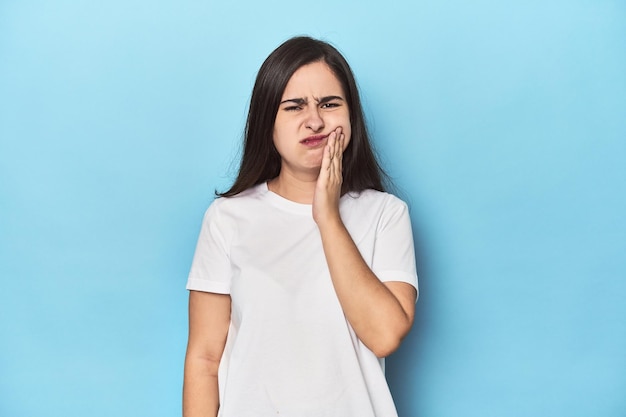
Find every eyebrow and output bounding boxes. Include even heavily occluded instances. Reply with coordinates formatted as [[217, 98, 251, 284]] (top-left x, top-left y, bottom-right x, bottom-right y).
[[280, 98, 307, 105], [279, 95, 344, 105]]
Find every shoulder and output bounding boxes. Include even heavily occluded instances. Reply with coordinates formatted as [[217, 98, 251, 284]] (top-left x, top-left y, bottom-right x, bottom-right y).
[[342, 189, 408, 213], [340, 189, 411, 233], [199, 184, 267, 242], [340, 189, 413, 245], [208, 183, 267, 214]]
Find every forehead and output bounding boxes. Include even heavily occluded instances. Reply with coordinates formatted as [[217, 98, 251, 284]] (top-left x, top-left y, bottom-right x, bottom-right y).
[[281, 61, 344, 98]]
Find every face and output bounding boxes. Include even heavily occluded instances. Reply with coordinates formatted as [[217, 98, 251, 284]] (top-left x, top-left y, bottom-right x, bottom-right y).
[[273, 61, 351, 176]]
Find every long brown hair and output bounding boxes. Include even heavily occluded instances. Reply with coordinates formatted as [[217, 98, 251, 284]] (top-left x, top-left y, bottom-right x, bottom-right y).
[[218, 36, 389, 197]]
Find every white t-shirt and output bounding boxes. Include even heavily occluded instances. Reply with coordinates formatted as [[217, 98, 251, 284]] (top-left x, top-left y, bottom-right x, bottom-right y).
[[187, 182, 418, 417]]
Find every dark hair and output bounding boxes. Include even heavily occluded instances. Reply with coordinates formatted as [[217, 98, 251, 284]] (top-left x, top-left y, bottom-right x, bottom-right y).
[[218, 36, 389, 197]]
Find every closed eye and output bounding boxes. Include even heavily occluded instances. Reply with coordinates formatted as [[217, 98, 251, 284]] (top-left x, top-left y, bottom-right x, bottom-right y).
[[280, 98, 306, 112]]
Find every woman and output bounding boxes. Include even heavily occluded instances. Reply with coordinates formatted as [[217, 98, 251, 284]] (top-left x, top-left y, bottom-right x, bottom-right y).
[[183, 36, 418, 417]]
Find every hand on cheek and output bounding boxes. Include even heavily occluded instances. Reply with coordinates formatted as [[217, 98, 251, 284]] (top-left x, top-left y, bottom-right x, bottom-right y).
[[312, 127, 345, 227]]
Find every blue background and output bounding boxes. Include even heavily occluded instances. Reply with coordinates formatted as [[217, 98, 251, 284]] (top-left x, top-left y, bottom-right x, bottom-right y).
[[1, 1, 625, 416]]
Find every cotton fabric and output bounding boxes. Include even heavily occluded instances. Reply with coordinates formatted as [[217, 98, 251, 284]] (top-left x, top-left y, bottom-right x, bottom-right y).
[[187, 182, 418, 417]]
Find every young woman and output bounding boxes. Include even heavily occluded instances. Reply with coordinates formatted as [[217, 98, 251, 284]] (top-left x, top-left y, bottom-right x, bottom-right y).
[[183, 36, 418, 417]]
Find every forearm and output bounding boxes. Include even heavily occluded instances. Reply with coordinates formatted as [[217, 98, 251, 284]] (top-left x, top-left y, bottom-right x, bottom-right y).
[[183, 356, 220, 417], [319, 219, 413, 357]]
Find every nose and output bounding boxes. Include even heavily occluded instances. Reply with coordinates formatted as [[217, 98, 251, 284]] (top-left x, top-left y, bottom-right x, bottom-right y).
[[304, 107, 324, 132]]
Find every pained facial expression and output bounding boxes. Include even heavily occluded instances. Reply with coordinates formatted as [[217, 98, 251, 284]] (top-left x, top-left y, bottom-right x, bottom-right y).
[[273, 61, 351, 175]]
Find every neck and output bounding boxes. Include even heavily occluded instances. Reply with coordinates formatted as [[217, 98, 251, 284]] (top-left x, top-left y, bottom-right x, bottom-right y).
[[267, 169, 319, 204]]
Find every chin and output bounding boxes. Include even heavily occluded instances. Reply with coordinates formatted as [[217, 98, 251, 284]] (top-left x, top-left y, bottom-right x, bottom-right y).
[[303, 164, 322, 173], [300, 163, 323, 176], [305, 155, 324, 168]]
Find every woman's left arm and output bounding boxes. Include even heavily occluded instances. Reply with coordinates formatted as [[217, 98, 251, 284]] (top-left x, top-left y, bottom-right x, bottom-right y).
[[313, 129, 417, 358]]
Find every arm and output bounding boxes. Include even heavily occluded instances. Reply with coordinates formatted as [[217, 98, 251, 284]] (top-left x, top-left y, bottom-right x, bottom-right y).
[[183, 291, 231, 417], [313, 129, 417, 358], [318, 221, 417, 357]]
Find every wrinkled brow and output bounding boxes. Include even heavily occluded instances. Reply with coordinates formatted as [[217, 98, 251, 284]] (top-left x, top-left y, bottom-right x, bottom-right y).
[[279, 98, 307, 105], [280, 96, 344, 105], [317, 95, 344, 104]]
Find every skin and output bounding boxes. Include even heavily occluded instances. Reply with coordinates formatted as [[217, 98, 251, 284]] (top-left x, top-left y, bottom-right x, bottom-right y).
[[269, 61, 351, 203], [183, 61, 417, 417], [183, 292, 229, 417]]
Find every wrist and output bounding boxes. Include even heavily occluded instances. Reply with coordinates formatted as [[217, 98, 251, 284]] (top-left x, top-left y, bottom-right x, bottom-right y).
[[316, 214, 345, 235]]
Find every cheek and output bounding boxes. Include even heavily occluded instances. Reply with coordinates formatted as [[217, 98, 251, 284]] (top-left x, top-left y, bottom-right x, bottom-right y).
[[272, 121, 290, 148], [342, 121, 352, 151], [343, 133, 351, 152]]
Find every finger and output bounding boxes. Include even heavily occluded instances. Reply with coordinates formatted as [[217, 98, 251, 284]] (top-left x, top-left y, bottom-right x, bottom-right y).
[[328, 132, 336, 179], [335, 133, 344, 181], [337, 133, 344, 164], [327, 131, 335, 167], [339, 133, 346, 159], [334, 127, 345, 157], [335, 131, 342, 160], [331, 134, 341, 183], [320, 134, 332, 178]]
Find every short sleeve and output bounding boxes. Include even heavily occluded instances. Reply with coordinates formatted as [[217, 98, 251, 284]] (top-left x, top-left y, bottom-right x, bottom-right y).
[[372, 197, 419, 296], [186, 201, 233, 294]]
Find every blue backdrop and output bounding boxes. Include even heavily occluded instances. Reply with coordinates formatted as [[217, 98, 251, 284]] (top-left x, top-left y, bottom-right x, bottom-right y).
[[1, 1, 625, 416]]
